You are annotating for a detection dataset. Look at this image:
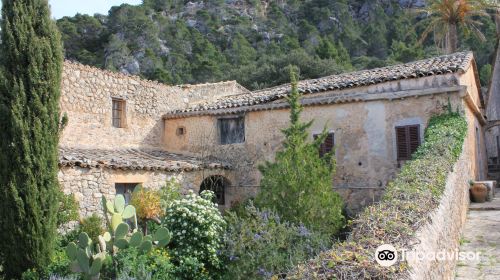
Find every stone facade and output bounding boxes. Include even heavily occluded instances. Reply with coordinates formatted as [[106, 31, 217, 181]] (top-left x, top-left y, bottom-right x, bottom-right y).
[[163, 68, 487, 214], [60, 60, 248, 150], [59, 61, 247, 216], [58, 166, 236, 218], [58, 52, 488, 217], [485, 39, 500, 175]]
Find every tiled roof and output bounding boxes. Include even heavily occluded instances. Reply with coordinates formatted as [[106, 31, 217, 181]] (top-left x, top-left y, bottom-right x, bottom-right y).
[[59, 147, 231, 172], [165, 51, 473, 118]]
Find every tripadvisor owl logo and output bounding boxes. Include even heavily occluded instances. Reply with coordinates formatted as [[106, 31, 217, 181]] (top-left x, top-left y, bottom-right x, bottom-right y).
[[375, 244, 398, 267]]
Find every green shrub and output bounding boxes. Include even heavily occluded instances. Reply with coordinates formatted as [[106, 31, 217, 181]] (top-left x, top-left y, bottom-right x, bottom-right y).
[[79, 214, 104, 244], [46, 249, 72, 277], [289, 112, 468, 279], [163, 190, 226, 279], [115, 247, 174, 280], [57, 193, 80, 227], [60, 229, 81, 247], [20, 249, 73, 279], [173, 256, 209, 280], [160, 177, 183, 209], [255, 69, 344, 235], [20, 269, 39, 280], [479, 63, 492, 86], [222, 203, 331, 280]]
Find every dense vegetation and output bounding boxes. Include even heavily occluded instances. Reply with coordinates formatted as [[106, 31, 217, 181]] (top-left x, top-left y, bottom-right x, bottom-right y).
[[0, 0, 64, 277], [55, 0, 498, 90], [290, 111, 468, 279]]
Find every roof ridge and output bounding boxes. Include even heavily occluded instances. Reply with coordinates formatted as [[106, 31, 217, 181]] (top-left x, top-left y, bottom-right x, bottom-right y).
[[165, 51, 474, 117], [252, 51, 472, 95]]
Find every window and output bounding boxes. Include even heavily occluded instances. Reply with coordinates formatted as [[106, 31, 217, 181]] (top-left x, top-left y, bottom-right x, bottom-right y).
[[176, 126, 186, 136], [199, 176, 229, 205], [112, 99, 126, 128], [314, 132, 335, 157], [395, 125, 420, 160], [115, 183, 138, 205], [218, 116, 245, 145]]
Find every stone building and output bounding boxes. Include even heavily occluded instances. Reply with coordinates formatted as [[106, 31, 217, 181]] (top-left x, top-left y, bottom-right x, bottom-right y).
[[59, 51, 487, 216], [485, 15, 500, 179]]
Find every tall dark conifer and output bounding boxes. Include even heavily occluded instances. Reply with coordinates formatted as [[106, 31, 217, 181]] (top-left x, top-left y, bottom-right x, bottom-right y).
[[0, 0, 63, 277], [255, 69, 344, 236]]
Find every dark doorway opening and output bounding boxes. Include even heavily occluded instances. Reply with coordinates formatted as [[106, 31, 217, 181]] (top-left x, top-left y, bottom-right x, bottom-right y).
[[199, 176, 230, 205]]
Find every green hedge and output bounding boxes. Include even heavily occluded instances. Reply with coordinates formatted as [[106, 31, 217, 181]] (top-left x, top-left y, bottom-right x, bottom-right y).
[[288, 112, 468, 279]]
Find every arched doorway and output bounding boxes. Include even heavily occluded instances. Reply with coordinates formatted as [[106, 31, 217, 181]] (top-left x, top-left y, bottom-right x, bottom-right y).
[[199, 175, 230, 205]]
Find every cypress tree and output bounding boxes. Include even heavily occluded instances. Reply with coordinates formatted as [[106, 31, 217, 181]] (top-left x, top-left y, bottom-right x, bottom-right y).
[[0, 0, 63, 277], [255, 68, 345, 236]]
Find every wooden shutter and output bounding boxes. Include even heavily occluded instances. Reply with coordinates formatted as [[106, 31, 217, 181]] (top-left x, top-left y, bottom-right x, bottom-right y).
[[112, 99, 126, 128], [315, 132, 334, 157], [408, 125, 420, 155], [396, 125, 420, 160]]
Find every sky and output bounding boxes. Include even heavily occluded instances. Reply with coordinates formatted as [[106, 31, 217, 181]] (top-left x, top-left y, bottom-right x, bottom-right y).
[[0, 0, 142, 19]]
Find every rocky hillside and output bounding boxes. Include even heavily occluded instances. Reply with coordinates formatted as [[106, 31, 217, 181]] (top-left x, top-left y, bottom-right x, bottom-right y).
[[56, 0, 496, 89]]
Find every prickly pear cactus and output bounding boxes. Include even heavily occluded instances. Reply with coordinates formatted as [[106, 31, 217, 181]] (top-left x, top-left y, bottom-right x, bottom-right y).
[[112, 222, 172, 254], [66, 232, 106, 280], [66, 194, 173, 278], [102, 194, 137, 230]]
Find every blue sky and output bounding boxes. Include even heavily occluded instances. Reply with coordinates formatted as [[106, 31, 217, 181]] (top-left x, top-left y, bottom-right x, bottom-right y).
[[0, 0, 142, 19]]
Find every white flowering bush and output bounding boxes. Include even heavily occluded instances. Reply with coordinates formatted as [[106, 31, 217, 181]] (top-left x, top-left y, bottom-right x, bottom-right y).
[[163, 190, 226, 278]]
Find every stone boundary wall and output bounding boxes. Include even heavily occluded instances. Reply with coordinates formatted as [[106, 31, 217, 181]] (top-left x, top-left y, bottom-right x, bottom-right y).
[[407, 143, 471, 279], [60, 60, 246, 149]]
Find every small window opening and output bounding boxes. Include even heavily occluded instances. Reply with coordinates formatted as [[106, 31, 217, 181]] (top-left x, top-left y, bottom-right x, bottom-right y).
[[313, 132, 335, 158], [114, 183, 139, 205], [218, 116, 245, 145], [112, 98, 126, 128], [176, 126, 186, 136]]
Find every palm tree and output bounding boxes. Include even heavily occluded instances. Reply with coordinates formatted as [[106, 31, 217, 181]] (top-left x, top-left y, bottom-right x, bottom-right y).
[[416, 0, 499, 54]]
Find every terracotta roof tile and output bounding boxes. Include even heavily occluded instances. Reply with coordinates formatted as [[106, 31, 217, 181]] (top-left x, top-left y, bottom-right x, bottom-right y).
[[59, 147, 231, 172], [165, 51, 473, 117]]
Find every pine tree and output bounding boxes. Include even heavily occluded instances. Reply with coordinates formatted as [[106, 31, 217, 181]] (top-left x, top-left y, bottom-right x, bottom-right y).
[[255, 68, 345, 236], [225, 33, 257, 65], [0, 0, 63, 277]]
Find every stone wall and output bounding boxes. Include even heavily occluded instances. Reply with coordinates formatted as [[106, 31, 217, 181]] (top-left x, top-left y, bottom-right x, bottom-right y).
[[485, 39, 500, 164], [58, 166, 236, 218], [406, 98, 481, 279], [164, 87, 462, 214], [406, 145, 470, 279], [60, 61, 247, 149], [163, 62, 487, 214]]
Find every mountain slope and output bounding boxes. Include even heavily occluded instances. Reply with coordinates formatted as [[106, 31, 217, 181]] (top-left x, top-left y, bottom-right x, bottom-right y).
[[56, 0, 497, 90]]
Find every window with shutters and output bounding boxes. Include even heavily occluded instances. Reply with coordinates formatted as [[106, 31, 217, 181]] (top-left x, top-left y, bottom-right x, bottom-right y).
[[218, 116, 245, 145], [314, 132, 335, 157], [112, 98, 126, 128], [395, 125, 420, 161]]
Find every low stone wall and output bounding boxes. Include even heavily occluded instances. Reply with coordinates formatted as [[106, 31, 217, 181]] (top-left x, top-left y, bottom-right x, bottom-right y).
[[407, 147, 471, 279]]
